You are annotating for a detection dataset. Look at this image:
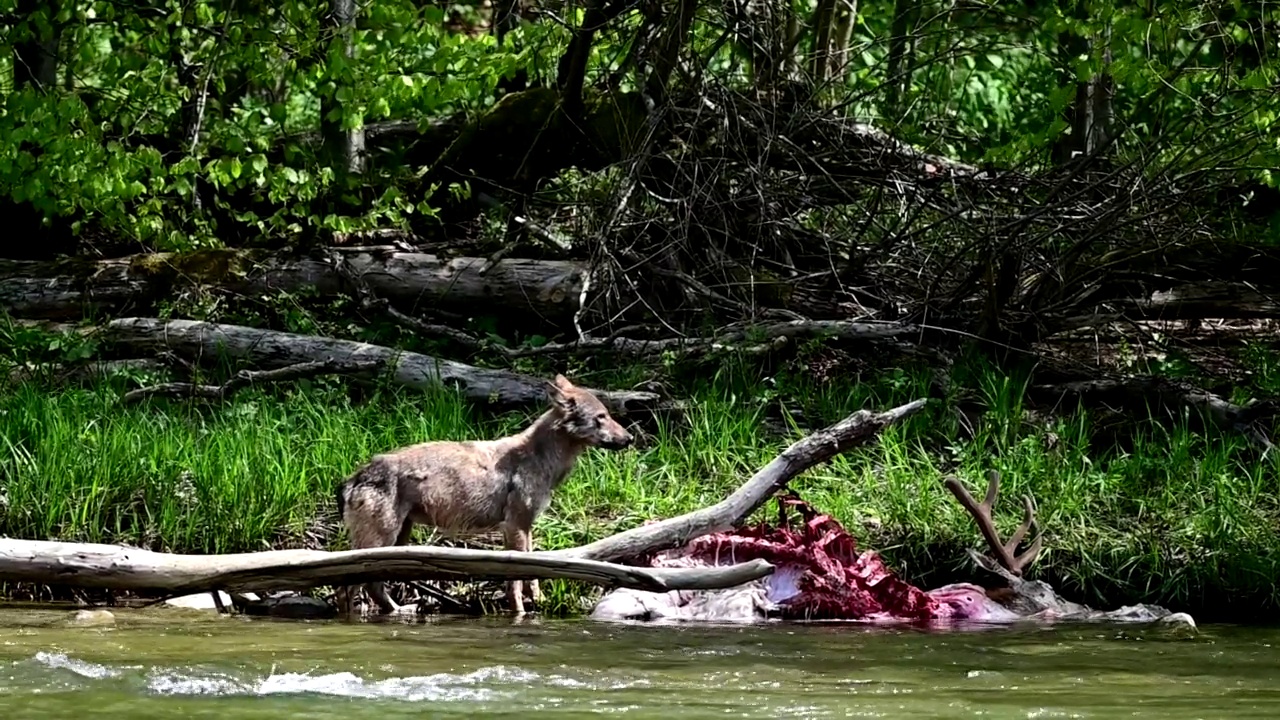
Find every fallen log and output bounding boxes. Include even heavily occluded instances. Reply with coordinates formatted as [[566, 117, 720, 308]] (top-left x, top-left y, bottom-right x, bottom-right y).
[[0, 540, 773, 597], [557, 398, 929, 563], [0, 247, 585, 326], [360, 296, 918, 360], [100, 317, 659, 413], [1128, 281, 1280, 321], [1031, 375, 1277, 452]]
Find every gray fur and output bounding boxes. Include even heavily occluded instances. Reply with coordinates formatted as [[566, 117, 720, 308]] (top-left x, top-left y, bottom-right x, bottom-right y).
[[335, 374, 634, 615]]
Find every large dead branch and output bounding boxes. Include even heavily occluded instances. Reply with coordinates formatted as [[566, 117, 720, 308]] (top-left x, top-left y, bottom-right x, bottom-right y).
[[0, 540, 773, 596], [558, 398, 929, 563], [358, 288, 918, 359], [101, 318, 659, 414], [1031, 375, 1278, 452]]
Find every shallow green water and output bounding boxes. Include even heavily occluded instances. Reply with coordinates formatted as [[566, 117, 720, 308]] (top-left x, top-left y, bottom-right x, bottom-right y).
[[0, 606, 1276, 719]]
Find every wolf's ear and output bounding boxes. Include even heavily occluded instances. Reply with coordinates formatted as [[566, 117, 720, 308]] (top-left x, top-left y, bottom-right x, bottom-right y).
[[546, 377, 576, 410], [553, 373, 573, 389]]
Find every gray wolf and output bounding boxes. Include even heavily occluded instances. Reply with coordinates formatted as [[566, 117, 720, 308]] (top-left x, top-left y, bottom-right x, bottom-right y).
[[335, 374, 635, 615]]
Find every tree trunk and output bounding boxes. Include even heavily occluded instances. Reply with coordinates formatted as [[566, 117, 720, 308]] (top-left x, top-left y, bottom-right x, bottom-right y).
[[1088, 22, 1114, 153], [810, 0, 839, 88], [492, 0, 530, 46], [0, 248, 586, 326], [755, 0, 795, 91], [883, 0, 917, 119], [170, 15, 210, 215], [321, 0, 366, 175], [100, 317, 660, 414], [14, 0, 60, 92], [809, 0, 856, 90], [1052, 4, 1112, 164], [644, 0, 699, 102], [556, 0, 615, 115], [829, 0, 859, 82]]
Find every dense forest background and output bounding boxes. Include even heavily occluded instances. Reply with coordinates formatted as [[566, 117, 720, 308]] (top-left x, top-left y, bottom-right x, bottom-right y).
[[3, 0, 1278, 338], [2, 0, 1280, 619]]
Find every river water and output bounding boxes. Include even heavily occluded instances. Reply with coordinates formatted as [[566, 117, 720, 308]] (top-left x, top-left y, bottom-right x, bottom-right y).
[[0, 605, 1276, 719]]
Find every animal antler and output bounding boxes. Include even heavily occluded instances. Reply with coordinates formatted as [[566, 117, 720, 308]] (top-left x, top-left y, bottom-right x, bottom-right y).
[[942, 470, 1043, 576]]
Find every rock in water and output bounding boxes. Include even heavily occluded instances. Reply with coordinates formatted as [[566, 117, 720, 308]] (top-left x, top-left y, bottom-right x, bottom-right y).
[[70, 609, 116, 627], [238, 594, 338, 620]]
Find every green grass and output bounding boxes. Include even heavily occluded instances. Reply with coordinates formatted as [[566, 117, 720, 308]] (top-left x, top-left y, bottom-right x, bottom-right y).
[[2, 355, 1279, 620]]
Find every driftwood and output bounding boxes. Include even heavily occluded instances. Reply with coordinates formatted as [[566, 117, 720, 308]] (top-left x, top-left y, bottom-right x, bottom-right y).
[[0, 398, 925, 610], [0, 247, 585, 326], [100, 317, 659, 414], [0, 540, 772, 597]]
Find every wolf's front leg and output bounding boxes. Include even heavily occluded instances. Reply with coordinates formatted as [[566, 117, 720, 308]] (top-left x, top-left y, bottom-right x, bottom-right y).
[[522, 530, 545, 605], [502, 523, 527, 614]]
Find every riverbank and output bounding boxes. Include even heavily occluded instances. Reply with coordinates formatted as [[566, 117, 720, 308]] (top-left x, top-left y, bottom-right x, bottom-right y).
[[3, 347, 1278, 623]]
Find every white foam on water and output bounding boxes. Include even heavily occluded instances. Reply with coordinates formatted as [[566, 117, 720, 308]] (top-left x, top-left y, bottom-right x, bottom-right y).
[[254, 670, 500, 702], [146, 664, 577, 702], [30, 651, 122, 679], [16, 653, 634, 705], [146, 669, 256, 696]]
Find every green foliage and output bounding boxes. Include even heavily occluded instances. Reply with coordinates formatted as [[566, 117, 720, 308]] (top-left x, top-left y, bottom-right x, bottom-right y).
[[0, 314, 100, 372], [0, 0, 551, 250], [2, 0, 1275, 253]]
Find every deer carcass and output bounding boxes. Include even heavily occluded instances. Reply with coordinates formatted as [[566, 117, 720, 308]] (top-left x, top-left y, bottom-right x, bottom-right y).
[[589, 473, 1195, 630]]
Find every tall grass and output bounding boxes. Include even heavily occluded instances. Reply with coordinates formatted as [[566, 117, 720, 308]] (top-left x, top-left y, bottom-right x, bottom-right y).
[[2, 355, 1278, 620]]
